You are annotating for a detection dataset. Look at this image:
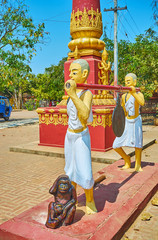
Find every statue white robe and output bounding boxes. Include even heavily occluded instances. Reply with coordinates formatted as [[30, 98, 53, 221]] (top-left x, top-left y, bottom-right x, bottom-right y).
[[64, 90, 94, 189], [113, 95, 143, 149]]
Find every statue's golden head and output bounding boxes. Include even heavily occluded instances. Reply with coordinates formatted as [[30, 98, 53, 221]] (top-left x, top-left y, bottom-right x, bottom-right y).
[[69, 59, 90, 84], [125, 73, 137, 87]]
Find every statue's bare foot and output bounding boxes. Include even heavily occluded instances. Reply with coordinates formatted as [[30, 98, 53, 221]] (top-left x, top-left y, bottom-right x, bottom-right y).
[[121, 156, 131, 170], [86, 201, 97, 215], [135, 165, 143, 172], [121, 164, 130, 169]]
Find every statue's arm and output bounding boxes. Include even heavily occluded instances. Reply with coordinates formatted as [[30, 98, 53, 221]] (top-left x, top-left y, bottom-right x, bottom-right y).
[[63, 199, 76, 213], [75, 90, 93, 124], [130, 87, 145, 106], [65, 80, 93, 123]]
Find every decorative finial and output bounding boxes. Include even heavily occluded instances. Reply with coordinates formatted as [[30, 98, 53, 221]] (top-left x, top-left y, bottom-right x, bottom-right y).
[[74, 46, 80, 59]]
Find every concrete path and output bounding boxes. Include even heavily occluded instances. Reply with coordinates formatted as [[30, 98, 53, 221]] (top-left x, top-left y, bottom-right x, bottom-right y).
[[9, 129, 156, 164], [0, 118, 39, 129], [0, 110, 38, 129]]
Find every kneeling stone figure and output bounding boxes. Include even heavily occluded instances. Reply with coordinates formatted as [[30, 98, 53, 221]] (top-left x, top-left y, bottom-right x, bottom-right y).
[[45, 175, 77, 229]]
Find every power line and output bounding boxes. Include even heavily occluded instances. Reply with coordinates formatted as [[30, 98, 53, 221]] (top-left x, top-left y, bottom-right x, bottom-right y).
[[122, 12, 138, 36], [44, 20, 69, 23], [118, 11, 137, 40], [104, 12, 114, 39], [127, 9, 141, 34], [118, 14, 133, 40], [42, 11, 70, 22], [117, 12, 130, 40], [104, 4, 134, 41]]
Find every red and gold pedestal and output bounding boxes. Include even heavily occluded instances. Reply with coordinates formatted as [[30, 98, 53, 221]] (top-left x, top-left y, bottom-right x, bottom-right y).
[[37, 104, 115, 152], [37, 0, 116, 152], [37, 107, 68, 148]]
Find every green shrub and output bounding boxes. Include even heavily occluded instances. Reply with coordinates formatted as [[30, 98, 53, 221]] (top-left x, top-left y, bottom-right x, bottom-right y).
[[24, 99, 35, 111]]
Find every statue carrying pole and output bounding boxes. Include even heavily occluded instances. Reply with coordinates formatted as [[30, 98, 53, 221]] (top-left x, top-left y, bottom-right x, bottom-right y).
[[65, 82, 140, 92]]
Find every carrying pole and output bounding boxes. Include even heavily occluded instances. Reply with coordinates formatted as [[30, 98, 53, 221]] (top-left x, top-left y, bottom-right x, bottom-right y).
[[75, 83, 140, 92]]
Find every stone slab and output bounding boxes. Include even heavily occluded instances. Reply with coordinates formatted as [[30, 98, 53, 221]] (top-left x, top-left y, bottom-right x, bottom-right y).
[[10, 138, 156, 164], [0, 160, 158, 240]]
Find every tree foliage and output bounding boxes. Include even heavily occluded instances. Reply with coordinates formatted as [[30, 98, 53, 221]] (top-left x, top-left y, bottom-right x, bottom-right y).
[[0, 0, 46, 108], [152, 0, 158, 25], [30, 57, 66, 102], [0, 0, 45, 64], [103, 28, 158, 99], [1, 63, 31, 108]]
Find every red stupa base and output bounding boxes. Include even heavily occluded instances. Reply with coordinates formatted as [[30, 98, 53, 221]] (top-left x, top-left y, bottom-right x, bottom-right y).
[[38, 105, 115, 152], [39, 124, 115, 152], [39, 122, 67, 148]]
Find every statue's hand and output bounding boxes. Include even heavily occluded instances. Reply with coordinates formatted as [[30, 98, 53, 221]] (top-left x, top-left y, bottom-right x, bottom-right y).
[[65, 80, 76, 97], [129, 86, 136, 94]]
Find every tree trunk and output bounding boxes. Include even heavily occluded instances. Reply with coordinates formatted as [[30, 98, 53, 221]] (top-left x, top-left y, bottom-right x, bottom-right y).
[[17, 87, 22, 109], [14, 90, 18, 109]]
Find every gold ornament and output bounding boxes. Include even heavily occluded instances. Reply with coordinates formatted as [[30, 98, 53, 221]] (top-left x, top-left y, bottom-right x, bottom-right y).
[[38, 113, 68, 126], [70, 8, 102, 39], [98, 48, 111, 96], [88, 113, 112, 128], [38, 111, 112, 128], [68, 7, 105, 58]]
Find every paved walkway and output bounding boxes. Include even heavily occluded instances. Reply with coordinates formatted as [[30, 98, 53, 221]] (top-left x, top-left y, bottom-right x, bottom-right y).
[[0, 118, 39, 129], [121, 191, 158, 240], [0, 110, 157, 239], [0, 110, 39, 129], [10, 110, 38, 120]]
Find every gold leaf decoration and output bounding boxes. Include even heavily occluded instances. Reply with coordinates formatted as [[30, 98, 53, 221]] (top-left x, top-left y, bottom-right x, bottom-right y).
[[38, 112, 112, 128], [70, 7, 102, 36]]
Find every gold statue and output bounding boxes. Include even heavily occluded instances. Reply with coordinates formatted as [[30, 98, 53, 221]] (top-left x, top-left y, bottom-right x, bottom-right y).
[[98, 48, 111, 95], [64, 59, 97, 214], [113, 73, 145, 172]]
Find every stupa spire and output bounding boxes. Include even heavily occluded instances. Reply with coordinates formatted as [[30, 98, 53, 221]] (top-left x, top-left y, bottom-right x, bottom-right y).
[[68, 0, 105, 59]]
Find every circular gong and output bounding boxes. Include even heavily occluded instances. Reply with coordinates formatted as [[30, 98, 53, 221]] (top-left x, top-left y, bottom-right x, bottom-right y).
[[112, 95, 125, 137]]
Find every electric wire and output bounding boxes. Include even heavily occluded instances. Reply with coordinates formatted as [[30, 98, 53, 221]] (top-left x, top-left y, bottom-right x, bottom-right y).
[[105, 11, 114, 39], [118, 11, 138, 41], [42, 11, 70, 22], [118, 13, 133, 40], [117, 12, 129, 40], [127, 9, 141, 34], [122, 11, 138, 36], [43, 20, 69, 23], [104, 6, 130, 41]]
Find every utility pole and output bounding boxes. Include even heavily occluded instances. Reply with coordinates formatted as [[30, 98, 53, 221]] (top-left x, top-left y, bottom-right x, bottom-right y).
[[104, 0, 127, 99]]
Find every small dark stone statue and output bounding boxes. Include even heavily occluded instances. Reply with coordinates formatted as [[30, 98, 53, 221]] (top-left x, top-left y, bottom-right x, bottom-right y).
[[45, 175, 77, 229]]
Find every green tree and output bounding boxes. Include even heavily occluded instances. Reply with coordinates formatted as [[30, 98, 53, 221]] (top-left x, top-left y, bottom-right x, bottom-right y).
[[30, 57, 66, 104], [152, 0, 158, 25], [1, 62, 31, 108], [0, 0, 46, 108], [103, 28, 158, 99]]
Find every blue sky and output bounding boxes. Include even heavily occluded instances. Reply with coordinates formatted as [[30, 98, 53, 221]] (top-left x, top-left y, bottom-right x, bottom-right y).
[[26, 0, 156, 75]]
